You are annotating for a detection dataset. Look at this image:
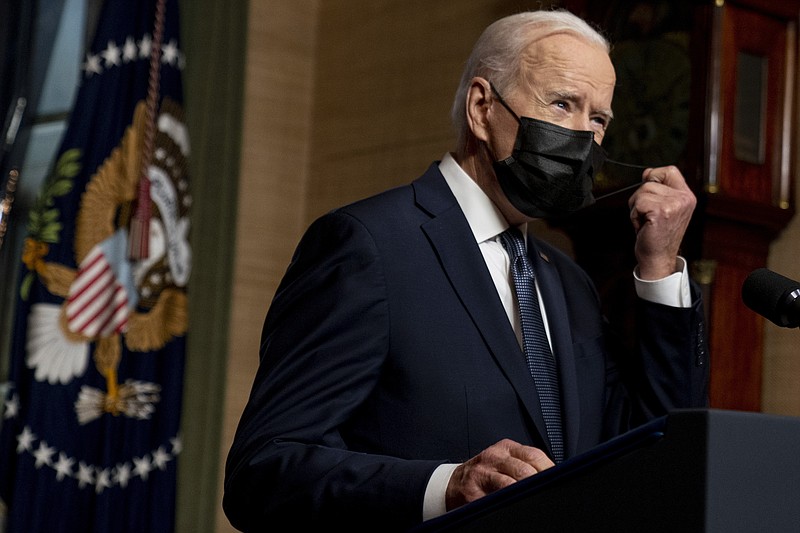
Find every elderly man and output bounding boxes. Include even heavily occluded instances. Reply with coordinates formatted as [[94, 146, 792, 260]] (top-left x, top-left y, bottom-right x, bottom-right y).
[[224, 9, 708, 532]]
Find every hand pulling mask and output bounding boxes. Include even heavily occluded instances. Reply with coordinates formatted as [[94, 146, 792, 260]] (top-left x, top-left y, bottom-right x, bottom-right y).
[[490, 83, 607, 219]]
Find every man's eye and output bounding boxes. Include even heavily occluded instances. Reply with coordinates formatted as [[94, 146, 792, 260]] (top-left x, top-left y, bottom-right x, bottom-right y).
[[554, 101, 568, 110]]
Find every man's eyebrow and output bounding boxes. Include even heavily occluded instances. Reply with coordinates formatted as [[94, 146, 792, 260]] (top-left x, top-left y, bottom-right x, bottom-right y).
[[548, 89, 579, 102], [596, 108, 614, 121]]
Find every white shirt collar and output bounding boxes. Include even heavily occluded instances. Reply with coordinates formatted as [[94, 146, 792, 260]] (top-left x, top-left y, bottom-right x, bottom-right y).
[[438, 152, 526, 243]]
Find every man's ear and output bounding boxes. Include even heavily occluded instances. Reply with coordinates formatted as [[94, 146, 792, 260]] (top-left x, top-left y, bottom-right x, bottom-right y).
[[465, 77, 493, 143]]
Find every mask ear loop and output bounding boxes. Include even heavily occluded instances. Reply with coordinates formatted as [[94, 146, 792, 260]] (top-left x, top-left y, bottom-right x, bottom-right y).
[[593, 180, 643, 201], [592, 160, 649, 201], [489, 82, 522, 124]]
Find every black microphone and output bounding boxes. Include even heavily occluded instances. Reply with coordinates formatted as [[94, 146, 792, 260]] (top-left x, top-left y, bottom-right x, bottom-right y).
[[742, 268, 800, 328]]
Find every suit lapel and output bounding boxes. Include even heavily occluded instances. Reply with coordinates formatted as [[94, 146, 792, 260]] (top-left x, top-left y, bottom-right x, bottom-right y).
[[413, 167, 551, 447]]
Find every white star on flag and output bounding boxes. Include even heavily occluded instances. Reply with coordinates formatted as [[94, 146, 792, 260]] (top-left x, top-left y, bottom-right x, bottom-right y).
[[32, 441, 55, 468], [76, 461, 94, 489], [54, 452, 75, 481], [16, 426, 36, 453]]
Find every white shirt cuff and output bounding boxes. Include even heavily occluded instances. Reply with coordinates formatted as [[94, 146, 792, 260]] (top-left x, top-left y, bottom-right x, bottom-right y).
[[633, 257, 691, 308], [423, 463, 460, 521]]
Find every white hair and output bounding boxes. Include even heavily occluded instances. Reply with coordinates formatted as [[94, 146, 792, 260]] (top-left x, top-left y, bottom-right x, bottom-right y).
[[450, 9, 610, 150]]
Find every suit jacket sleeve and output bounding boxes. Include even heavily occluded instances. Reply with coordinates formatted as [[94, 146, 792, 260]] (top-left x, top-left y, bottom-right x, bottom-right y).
[[602, 279, 709, 439], [222, 210, 442, 532]]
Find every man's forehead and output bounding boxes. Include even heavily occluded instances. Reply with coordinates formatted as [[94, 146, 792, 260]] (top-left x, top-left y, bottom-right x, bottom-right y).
[[518, 34, 616, 90]]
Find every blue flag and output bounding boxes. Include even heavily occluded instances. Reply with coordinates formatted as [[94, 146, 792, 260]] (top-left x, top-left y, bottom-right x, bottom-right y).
[[0, 0, 190, 531]]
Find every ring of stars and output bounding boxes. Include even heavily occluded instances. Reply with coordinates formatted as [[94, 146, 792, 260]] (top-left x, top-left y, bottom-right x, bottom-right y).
[[83, 33, 185, 77], [6, 388, 182, 495], [15, 424, 182, 494]]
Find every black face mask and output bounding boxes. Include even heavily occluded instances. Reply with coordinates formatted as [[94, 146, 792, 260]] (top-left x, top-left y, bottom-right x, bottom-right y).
[[490, 85, 607, 219]]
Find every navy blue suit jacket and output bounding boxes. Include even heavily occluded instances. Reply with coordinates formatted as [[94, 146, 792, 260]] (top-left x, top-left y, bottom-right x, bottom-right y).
[[223, 162, 709, 531]]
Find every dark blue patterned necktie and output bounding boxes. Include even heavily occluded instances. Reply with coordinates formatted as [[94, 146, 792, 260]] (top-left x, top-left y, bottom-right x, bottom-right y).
[[500, 227, 564, 463]]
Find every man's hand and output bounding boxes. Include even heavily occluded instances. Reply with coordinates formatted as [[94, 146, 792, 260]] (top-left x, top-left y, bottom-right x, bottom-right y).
[[628, 165, 696, 280], [445, 439, 554, 511]]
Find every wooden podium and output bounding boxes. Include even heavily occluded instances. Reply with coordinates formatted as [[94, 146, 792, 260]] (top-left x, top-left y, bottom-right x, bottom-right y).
[[414, 409, 800, 532]]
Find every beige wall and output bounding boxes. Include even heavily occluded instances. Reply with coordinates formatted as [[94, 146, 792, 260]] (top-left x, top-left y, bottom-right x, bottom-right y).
[[216, 2, 319, 532], [305, 1, 514, 218], [217, 1, 800, 530]]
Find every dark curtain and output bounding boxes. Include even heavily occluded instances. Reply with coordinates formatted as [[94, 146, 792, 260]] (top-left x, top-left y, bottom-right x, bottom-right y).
[[176, 1, 246, 532]]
